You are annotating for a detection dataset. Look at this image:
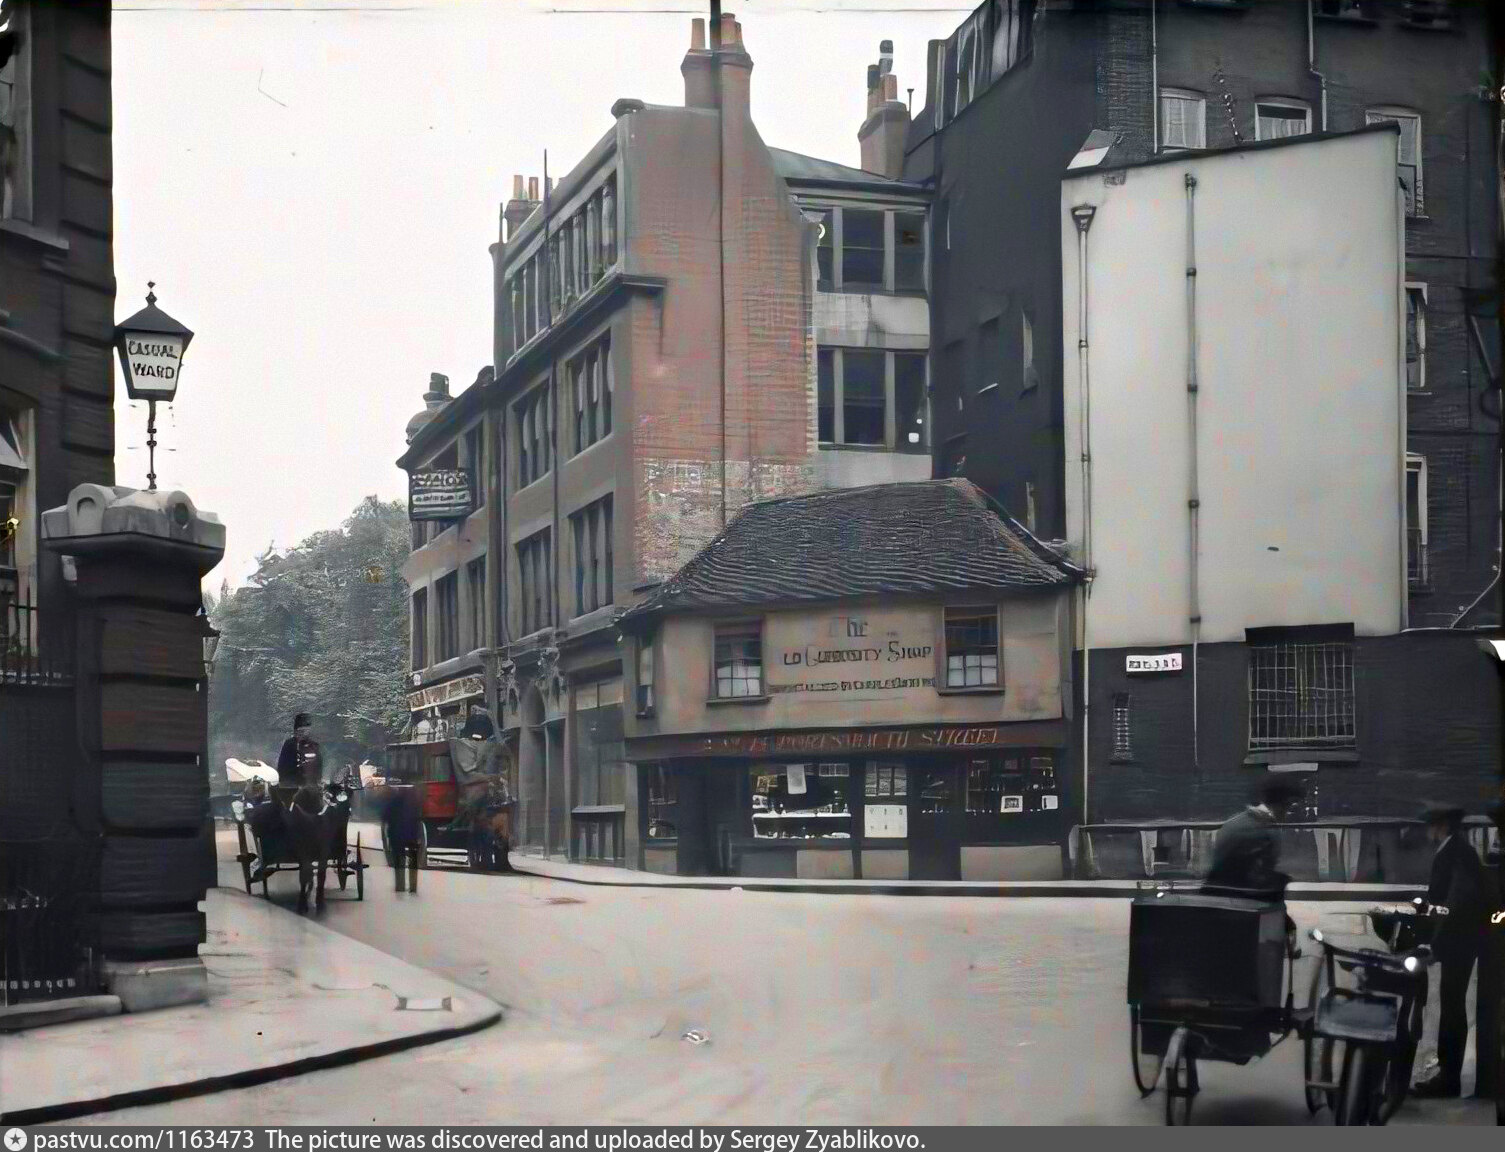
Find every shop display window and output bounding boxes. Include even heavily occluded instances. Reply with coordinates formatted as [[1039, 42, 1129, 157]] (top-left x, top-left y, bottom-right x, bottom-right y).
[[644, 764, 677, 840], [964, 752, 1059, 816], [863, 762, 908, 800], [751, 763, 850, 839], [916, 767, 954, 814]]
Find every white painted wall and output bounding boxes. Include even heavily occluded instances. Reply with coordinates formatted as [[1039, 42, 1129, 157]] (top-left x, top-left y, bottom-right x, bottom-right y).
[[1060, 129, 1406, 649]]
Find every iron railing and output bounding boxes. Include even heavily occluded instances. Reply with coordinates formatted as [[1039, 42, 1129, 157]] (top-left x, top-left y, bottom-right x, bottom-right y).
[[1, 838, 101, 1007], [1248, 641, 1356, 749], [1, 588, 72, 685]]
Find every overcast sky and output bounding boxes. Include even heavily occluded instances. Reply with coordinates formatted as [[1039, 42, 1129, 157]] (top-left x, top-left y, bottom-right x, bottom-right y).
[[110, 0, 971, 588]]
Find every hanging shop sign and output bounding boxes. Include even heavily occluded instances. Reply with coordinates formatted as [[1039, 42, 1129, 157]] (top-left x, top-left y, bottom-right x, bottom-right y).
[[407, 674, 485, 712], [409, 469, 473, 521], [1126, 653, 1182, 674]]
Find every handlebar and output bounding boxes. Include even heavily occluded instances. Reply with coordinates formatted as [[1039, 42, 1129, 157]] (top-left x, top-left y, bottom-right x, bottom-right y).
[[1309, 927, 1433, 973]]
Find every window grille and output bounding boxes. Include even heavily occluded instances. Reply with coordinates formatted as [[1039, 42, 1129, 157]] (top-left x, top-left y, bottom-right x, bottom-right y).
[[1111, 693, 1132, 761], [1248, 642, 1355, 749]]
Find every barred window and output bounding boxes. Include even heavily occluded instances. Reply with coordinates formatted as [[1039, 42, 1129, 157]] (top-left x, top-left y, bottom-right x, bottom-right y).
[[1111, 693, 1132, 762], [713, 622, 763, 699], [944, 607, 999, 688], [1248, 639, 1355, 749]]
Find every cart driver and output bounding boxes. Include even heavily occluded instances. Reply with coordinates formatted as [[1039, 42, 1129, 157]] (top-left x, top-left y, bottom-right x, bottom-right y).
[[1203, 775, 1305, 902], [276, 712, 324, 787]]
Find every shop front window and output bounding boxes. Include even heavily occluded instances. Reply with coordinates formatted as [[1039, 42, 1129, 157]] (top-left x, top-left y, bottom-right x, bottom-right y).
[[863, 762, 908, 800], [751, 763, 850, 839], [963, 753, 1060, 820]]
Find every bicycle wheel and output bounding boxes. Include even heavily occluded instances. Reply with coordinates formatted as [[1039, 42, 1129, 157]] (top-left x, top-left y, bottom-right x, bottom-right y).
[[1130, 1005, 1164, 1098], [1335, 1043, 1386, 1126], [1303, 961, 1339, 1114], [1378, 991, 1425, 1123], [1164, 1027, 1197, 1126]]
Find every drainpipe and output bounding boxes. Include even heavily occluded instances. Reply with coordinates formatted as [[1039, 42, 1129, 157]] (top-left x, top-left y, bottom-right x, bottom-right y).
[[1151, 0, 1159, 153], [1071, 203, 1097, 827], [712, 0, 728, 529], [1184, 173, 1202, 770], [1307, 0, 1329, 131]]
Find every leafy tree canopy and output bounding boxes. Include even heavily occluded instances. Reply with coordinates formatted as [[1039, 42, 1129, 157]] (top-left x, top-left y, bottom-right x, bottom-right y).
[[208, 496, 410, 787]]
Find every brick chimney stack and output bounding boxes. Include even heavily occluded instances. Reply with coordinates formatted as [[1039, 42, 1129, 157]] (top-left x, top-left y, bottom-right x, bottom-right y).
[[681, 12, 752, 117], [504, 174, 541, 240], [859, 40, 909, 179]]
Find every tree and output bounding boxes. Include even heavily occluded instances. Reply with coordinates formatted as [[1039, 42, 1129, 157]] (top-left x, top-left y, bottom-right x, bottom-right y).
[[208, 496, 409, 788]]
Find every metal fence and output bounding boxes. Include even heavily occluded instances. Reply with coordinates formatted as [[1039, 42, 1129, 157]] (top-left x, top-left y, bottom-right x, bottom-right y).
[[1, 589, 73, 685], [1, 837, 101, 1006], [1248, 641, 1356, 749]]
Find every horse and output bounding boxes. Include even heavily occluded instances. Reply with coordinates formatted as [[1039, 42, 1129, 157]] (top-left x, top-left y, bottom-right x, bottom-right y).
[[285, 771, 359, 913]]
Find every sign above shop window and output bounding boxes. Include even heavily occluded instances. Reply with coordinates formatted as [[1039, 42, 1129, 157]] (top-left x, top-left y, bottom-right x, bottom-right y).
[[769, 611, 937, 698], [1126, 653, 1182, 674], [409, 469, 473, 521], [407, 674, 484, 712]]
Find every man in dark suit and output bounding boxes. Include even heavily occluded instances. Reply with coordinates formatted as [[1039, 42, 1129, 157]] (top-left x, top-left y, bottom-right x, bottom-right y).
[[276, 712, 323, 787], [1413, 802, 1493, 1099], [1203, 775, 1306, 901]]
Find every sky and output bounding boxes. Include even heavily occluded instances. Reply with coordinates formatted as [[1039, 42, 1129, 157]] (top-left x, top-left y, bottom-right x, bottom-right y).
[[110, 0, 974, 589]]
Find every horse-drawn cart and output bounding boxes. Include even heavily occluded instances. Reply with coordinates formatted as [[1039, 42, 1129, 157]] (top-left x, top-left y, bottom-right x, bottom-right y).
[[231, 772, 368, 908]]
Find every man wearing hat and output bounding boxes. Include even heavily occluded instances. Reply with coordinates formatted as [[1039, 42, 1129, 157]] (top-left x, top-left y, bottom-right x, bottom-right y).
[[276, 713, 324, 788], [1203, 774, 1307, 902], [1412, 802, 1492, 1098]]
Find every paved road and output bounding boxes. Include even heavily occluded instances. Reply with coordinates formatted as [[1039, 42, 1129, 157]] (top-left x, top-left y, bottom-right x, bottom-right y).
[[71, 834, 1492, 1126]]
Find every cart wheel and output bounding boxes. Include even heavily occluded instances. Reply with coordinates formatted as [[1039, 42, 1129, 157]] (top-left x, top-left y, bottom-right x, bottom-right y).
[[1335, 1043, 1384, 1126], [1164, 1027, 1196, 1126], [355, 835, 365, 901], [1130, 1005, 1163, 1098]]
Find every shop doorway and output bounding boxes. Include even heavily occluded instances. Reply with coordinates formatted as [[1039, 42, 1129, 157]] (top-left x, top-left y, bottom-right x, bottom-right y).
[[909, 762, 962, 880]]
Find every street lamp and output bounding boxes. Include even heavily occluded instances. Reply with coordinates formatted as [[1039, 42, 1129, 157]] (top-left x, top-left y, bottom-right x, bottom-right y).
[[114, 282, 194, 491]]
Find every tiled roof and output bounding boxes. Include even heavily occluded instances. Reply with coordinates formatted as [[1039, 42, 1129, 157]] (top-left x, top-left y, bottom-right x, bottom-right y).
[[620, 479, 1078, 630], [769, 147, 924, 191]]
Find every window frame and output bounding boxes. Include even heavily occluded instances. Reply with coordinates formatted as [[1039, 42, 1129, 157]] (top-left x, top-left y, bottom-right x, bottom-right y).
[[569, 335, 613, 458], [711, 619, 766, 701], [1158, 88, 1207, 152], [1366, 106, 1423, 216], [816, 346, 929, 453], [411, 587, 429, 671], [643, 763, 678, 841], [514, 381, 552, 489], [636, 638, 656, 717], [0, 0, 33, 223], [814, 205, 927, 295], [1111, 693, 1133, 763], [516, 528, 553, 637], [466, 556, 487, 652], [569, 495, 614, 618], [1406, 453, 1428, 590], [1254, 98, 1312, 142], [941, 605, 1003, 692], [435, 571, 460, 663], [1404, 282, 1427, 391]]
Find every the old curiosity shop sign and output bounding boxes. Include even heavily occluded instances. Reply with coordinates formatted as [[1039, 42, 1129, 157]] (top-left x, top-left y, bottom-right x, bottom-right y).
[[768, 612, 936, 697], [409, 468, 473, 521]]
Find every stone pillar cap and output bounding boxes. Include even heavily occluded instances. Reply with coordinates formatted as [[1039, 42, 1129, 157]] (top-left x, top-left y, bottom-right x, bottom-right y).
[[42, 483, 226, 558]]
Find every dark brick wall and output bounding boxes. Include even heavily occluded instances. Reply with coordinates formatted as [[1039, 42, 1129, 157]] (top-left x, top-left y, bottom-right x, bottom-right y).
[[1084, 632, 1501, 824], [908, 8, 1102, 540]]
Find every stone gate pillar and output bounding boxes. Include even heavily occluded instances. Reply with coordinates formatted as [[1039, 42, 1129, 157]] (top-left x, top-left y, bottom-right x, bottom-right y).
[[43, 484, 225, 1011]]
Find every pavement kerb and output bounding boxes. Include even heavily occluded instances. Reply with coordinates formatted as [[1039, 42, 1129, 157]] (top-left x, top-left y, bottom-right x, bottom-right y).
[[1, 1007, 501, 1126], [504, 859, 1427, 901]]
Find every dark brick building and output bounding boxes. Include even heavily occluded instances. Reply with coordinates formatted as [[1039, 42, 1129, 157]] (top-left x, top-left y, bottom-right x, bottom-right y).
[[900, 0, 1503, 857]]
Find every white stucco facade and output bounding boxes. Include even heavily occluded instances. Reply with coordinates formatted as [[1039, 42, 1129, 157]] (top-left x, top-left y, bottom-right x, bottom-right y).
[[1059, 128, 1407, 649]]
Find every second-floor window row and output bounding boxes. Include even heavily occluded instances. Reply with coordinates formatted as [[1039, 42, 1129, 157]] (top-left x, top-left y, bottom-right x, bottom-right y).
[[515, 384, 552, 488]]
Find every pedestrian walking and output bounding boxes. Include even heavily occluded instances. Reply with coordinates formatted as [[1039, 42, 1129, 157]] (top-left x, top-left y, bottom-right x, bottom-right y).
[[382, 783, 423, 894], [1411, 802, 1492, 1099], [276, 712, 324, 787]]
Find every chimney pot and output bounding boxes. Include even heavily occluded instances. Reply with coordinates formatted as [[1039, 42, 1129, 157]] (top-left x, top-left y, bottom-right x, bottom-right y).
[[528, 177, 539, 200], [690, 17, 705, 50], [720, 13, 736, 46], [884, 74, 898, 102], [512, 174, 525, 198], [880, 39, 893, 55]]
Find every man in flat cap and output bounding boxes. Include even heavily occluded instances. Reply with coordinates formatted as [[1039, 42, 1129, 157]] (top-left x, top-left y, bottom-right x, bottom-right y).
[[1203, 774, 1307, 902], [276, 712, 324, 788], [1412, 801, 1492, 1098]]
